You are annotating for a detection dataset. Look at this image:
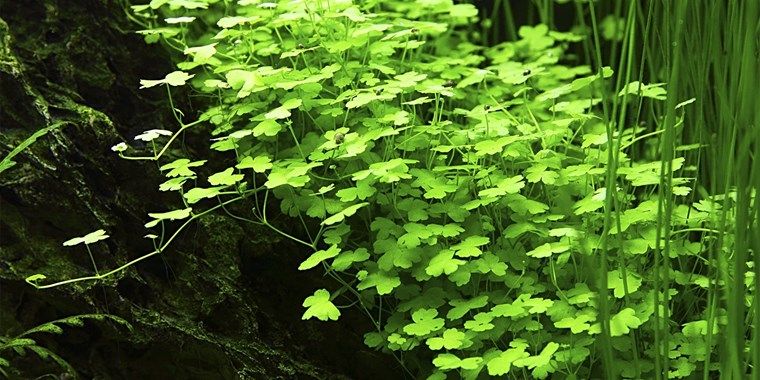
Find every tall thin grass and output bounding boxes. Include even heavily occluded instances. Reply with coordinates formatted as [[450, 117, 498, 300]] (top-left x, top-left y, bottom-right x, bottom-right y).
[[587, 1, 759, 378], [496, 0, 758, 377]]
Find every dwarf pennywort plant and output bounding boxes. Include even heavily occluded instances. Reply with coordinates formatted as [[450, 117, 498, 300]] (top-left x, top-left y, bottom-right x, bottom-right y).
[[26, 0, 744, 378]]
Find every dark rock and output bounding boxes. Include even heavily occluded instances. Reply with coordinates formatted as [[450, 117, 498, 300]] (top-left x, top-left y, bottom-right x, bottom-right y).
[[0, 1, 401, 379]]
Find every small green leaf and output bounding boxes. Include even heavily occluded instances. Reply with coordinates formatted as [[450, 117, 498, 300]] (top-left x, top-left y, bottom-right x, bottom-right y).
[[526, 242, 569, 258], [573, 188, 606, 215], [266, 105, 292, 119], [464, 312, 495, 332], [364, 332, 384, 348], [237, 155, 272, 172], [322, 202, 369, 225], [253, 119, 283, 136], [145, 208, 192, 228], [335, 181, 376, 202], [487, 346, 530, 376], [426, 328, 465, 350], [25, 274, 47, 286], [164, 16, 195, 24], [331, 248, 370, 271], [490, 303, 527, 319], [478, 175, 525, 198], [208, 168, 244, 186], [299, 245, 341, 270], [159, 176, 190, 191], [609, 308, 642, 336], [160, 159, 206, 177], [217, 16, 257, 29], [514, 342, 559, 369], [357, 270, 401, 295], [451, 235, 489, 258], [433, 353, 483, 371], [607, 269, 643, 298], [618, 81, 667, 100], [302, 289, 341, 321], [63, 229, 109, 246], [433, 353, 462, 370], [184, 43, 217, 60], [426, 249, 465, 277], [554, 314, 593, 333], [140, 71, 194, 88], [404, 308, 445, 336], [447, 295, 489, 320], [184, 186, 224, 204]]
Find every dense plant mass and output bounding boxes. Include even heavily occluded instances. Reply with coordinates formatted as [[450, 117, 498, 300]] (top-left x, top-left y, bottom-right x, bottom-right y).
[[15, 0, 758, 379]]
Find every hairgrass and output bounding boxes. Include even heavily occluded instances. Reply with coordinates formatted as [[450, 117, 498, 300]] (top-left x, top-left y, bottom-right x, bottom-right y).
[[571, 0, 758, 377]]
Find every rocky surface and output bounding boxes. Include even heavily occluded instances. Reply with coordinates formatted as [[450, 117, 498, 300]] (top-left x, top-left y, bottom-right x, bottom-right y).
[[0, 1, 399, 378]]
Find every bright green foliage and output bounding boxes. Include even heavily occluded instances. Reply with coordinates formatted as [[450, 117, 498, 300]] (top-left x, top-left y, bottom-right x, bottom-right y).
[[62, 229, 109, 246], [39, 1, 750, 378], [145, 208, 192, 228], [139, 70, 194, 88], [302, 289, 340, 321]]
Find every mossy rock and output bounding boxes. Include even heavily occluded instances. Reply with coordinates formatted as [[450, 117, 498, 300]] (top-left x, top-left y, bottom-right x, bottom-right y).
[[0, 1, 399, 379]]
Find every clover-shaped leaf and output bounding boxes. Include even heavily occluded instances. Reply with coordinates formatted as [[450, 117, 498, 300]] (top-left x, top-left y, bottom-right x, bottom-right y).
[[322, 202, 369, 226], [145, 208, 192, 228], [464, 312, 495, 332], [140, 71, 194, 88], [518, 24, 553, 50], [618, 81, 667, 100], [184, 43, 217, 61], [426, 328, 465, 350], [490, 302, 527, 319], [363, 332, 384, 348], [669, 357, 697, 378], [208, 168, 244, 186], [432, 353, 483, 371], [513, 342, 559, 369], [566, 283, 595, 304], [357, 270, 401, 295], [426, 249, 465, 277], [607, 269, 643, 298], [134, 129, 172, 142], [478, 175, 525, 198], [487, 346, 530, 376], [554, 313, 594, 334], [403, 308, 445, 336], [682, 320, 717, 337], [184, 186, 224, 204], [63, 229, 109, 246], [302, 289, 340, 321], [217, 16, 258, 29], [609, 308, 642, 336], [526, 241, 569, 258], [159, 176, 190, 192], [331, 248, 370, 271], [236, 155, 272, 173], [447, 295, 489, 320], [252, 119, 282, 137], [474, 253, 508, 276], [160, 159, 206, 177], [451, 235, 489, 258], [299, 245, 341, 270], [335, 180, 376, 202], [573, 187, 606, 215], [265, 98, 302, 120]]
